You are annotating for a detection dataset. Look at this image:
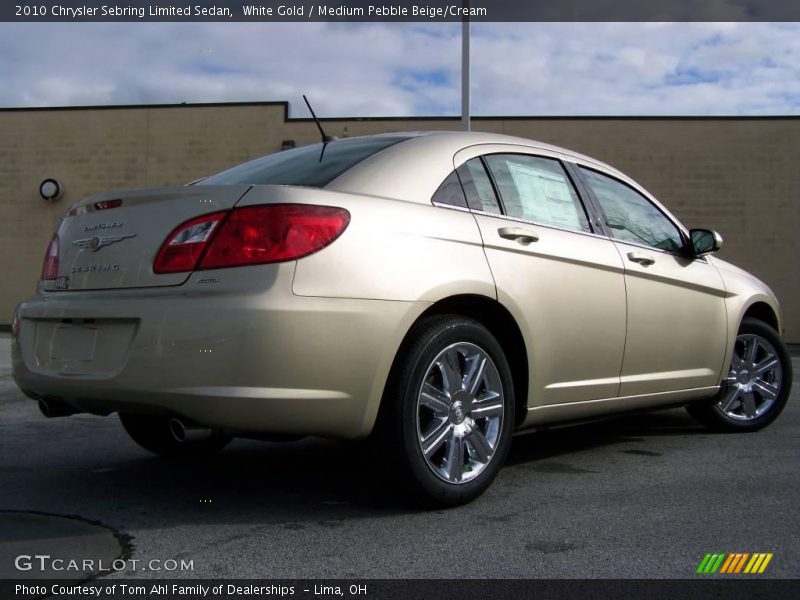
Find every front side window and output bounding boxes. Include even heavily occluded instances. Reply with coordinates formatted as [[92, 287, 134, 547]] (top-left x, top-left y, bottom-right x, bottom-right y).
[[483, 154, 591, 233], [579, 168, 684, 252]]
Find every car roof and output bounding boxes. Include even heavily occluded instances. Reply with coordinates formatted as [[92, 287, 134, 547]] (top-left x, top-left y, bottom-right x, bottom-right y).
[[396, 130, 611, 163], [325, 130, 623, 203]]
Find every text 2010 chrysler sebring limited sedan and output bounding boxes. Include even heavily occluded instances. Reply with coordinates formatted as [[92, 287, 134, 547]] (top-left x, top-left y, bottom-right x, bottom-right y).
[[12, 131, 793, 505]]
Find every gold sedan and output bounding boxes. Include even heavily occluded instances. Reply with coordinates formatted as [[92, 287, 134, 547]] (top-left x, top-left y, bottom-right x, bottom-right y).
[[12, 132, 793, 505]]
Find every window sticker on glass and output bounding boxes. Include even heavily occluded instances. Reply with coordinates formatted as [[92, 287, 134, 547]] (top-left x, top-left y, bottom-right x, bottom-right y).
[[484, 154, 590, 232], [506, 162, 584, 229]]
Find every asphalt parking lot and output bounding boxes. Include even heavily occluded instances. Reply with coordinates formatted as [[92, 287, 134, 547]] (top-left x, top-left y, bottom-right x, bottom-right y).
[[1, 332, 798, 580]]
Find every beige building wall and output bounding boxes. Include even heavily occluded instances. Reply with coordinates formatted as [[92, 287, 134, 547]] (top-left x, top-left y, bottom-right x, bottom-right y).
[[1, 103, 798, 341]]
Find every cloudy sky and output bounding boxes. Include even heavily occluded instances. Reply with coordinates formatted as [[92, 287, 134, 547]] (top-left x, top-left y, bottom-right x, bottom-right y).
[[0, 22, 798, 116]]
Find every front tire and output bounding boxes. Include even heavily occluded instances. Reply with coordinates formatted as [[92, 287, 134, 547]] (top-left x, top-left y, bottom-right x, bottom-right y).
[[378, 315, 515, 507], [119, 413, 232, 458], [687, 317, 792, 432]]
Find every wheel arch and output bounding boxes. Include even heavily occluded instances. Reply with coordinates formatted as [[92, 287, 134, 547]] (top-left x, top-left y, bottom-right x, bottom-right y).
[[716, 297, 784, 386], [742, 301, 780, 333], [380, 294, 529, 427]]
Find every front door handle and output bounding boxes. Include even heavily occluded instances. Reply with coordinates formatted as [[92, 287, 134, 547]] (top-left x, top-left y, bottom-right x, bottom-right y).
[[498, 226, 539, 245], [627, 251, 656, 266]]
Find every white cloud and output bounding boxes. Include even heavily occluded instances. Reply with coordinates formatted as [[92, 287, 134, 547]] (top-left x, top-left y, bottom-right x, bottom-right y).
[[469, 22, 800, 115], [0, 22, 797, 115]]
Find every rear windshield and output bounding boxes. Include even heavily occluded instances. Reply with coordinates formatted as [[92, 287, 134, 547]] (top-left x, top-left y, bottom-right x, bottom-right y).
[[198, 136, 410, 187]]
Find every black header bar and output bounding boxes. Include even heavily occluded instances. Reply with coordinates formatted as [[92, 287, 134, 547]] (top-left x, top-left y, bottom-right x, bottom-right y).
[[3, 0, 800, 22]]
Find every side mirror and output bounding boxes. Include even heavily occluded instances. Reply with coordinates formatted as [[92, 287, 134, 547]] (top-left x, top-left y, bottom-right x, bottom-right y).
[[689, 229, 723, 257]]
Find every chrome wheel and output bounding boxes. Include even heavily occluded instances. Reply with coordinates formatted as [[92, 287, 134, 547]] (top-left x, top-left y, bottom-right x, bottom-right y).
[[718, 333, 783, 421], [416, 342, 504, 484]]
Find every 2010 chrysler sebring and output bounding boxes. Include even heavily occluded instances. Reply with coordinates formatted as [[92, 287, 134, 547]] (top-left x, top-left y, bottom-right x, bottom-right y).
[[12, 131, 793, 505]]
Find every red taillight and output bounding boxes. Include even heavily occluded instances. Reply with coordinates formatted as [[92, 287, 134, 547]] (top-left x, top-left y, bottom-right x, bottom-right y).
[[41, 234, 60, 280], [153, 204, 350, 274], [153, 211, 227, 274], [200, 204, 350, 269], [94, 199, 122, 210]]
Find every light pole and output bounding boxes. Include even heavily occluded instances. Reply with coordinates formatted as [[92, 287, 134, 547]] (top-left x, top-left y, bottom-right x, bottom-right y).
[[461, 4, 470, 132]]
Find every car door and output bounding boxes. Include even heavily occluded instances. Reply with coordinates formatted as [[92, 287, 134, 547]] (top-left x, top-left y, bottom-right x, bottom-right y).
[[450, 146, 627, 407], [575, 165, 728, 396]]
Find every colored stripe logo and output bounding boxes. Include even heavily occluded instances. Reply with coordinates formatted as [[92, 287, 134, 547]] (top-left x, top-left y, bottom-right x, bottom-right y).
[[696, 553, 773, 574]]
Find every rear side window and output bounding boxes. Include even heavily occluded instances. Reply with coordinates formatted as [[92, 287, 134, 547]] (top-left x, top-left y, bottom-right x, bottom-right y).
[[457, 158, 501, 214], [198, 136, 410, 188], [432, 171, 468, 208], [430, 159, 500, 211], [483, 154, 591, 233]]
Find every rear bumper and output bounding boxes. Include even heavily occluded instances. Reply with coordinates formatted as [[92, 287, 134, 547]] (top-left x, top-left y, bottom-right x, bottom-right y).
[[12, 265, 426, 439]]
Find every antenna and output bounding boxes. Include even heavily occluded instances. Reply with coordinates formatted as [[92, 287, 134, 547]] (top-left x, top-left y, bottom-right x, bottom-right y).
[[302, 95, 336, 143]]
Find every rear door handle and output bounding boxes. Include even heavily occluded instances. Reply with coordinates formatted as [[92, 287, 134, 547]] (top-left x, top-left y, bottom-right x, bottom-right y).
[[627, 251, 655, 266], [498, 226, 539, 245]]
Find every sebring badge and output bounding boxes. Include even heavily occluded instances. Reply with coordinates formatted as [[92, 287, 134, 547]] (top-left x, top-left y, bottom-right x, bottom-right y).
[[73, 234, 136, 252]]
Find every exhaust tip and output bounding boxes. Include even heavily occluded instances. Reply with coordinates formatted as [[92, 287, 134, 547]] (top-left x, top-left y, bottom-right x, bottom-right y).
[[169, 418, 187, 443], [169, 417, 216, 442], [38, 398, 81, 418]]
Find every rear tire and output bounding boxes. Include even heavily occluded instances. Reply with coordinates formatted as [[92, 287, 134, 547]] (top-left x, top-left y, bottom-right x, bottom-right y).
[[119, 413, 232, 458], [687, 317, 792, 432], [377, 315, 515, 507]]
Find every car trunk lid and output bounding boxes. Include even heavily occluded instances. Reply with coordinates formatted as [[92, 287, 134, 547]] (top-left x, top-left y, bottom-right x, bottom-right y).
[[44, 185, 251, 291]]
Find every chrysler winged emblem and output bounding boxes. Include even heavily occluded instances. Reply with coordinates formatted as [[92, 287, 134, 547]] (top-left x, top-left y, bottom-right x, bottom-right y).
[[73, 233, 136, 252]]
